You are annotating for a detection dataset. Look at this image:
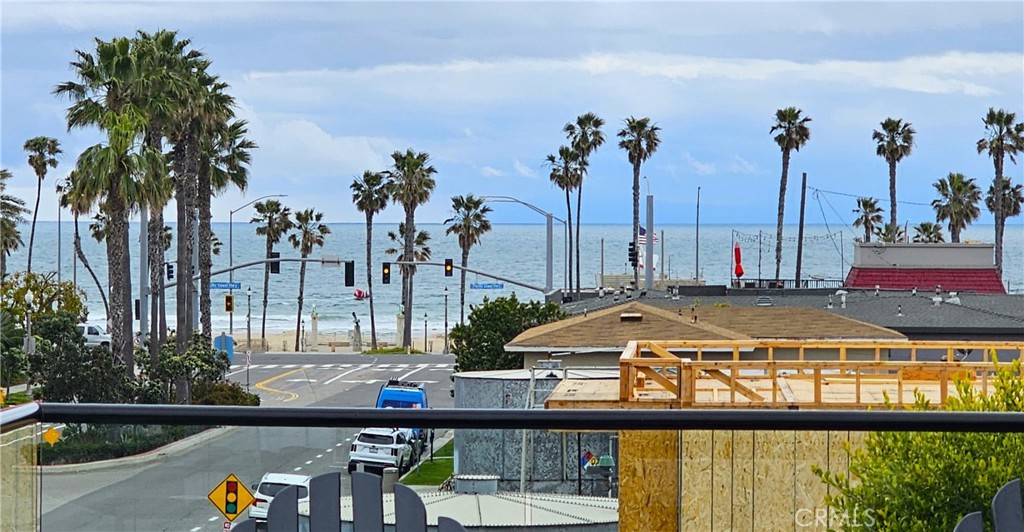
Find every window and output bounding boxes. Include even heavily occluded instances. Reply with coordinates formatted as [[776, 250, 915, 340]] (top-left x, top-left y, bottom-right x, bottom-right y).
[[257, 483, 308, 498], [357, 433, 395, 445], [88, 327, 99, 335]]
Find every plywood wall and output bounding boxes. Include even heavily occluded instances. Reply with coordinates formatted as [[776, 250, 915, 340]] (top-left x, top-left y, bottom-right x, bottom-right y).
[[618, 430, 680, 532]]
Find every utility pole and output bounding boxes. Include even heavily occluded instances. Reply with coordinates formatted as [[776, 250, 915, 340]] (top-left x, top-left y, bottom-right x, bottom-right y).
[[139, 208, 149, 344], [695, 186, 701, 283], [645, 194, 654, 291], [795, 172, 808, 287]]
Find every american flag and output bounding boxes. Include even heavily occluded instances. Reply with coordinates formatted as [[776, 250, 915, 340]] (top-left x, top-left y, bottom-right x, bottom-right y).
[[638, 226, 659, 245]]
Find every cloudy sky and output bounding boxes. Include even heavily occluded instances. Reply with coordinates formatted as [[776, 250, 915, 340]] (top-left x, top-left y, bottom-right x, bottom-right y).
[[2, 1, 1022, 226]]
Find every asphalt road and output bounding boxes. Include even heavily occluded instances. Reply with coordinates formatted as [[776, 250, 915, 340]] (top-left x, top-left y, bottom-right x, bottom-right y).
[[40, 352, 456, 532]]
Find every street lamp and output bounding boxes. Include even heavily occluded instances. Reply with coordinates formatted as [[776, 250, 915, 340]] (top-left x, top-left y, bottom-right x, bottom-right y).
[[23, 289, 35, 359], [443, 286, 449, 354], [245, 286, 253, 391], [423, 312, 428, 354], [229, 194, 287, 334], [480, 195, 566, 295]]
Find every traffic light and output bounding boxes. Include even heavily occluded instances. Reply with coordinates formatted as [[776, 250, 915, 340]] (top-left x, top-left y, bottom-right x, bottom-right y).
[[627, 242, 638, 267], [269, 251, 281, 274], [225, 294, 234, 313], [166, 263, 175, 280], [225, 480, 238, 515], [344, 260, 355, 287], [382, 262, 391, 284], [444, 258, 453, 277]]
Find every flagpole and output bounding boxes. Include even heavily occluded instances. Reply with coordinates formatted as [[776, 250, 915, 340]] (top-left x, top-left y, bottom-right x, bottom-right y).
[[695, 186, 701, 283]]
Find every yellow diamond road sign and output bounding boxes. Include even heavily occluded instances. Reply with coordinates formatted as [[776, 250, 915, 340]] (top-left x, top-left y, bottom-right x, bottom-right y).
[[208, 474, 254, 522], [43, 427, 61, 446]]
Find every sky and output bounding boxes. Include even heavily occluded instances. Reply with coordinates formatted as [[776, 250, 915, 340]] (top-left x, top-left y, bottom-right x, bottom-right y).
[[2, 1, 1023, 228]]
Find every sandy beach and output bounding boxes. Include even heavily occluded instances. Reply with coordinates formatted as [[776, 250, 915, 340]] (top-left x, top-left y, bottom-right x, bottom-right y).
[[231, 330, 451, 354]]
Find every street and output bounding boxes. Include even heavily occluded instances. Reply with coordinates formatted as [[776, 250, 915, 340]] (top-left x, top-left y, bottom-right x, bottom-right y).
[[39, 352, 456, 532]]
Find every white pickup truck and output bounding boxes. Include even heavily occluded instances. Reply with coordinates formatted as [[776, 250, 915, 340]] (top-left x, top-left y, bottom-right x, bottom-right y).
[[347, 427, 419, 474]]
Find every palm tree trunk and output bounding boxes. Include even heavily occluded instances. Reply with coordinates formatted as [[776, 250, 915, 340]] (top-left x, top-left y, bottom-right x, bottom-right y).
[[1, 250, 5, 279], [460, 247, 470, 324], [365, 213, 377, 350], [261, 237, 271, 343], [27, 174, 43, 274], [198, 161, 213, 340], [402, 208, 415, 348], [294, 258, 307, 351], [995, 155, 1003, 276], [632, 163, 641, 289], [148, 208, 164, 366], [889, 161, 898, 229], [575, 182, 583, 296], [106, 185, 134, 376], [564, 189, 574, 298], [74, 213, 109, 317], [174, 142, 196, 355], [775, 149, 790, 282]]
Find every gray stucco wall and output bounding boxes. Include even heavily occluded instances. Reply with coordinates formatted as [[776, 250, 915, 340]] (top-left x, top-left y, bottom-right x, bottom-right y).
[[454, 373, 618, 497]]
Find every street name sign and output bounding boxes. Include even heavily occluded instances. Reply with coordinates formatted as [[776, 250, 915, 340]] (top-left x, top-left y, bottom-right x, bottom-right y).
[[210, 282, 242, 290], [470, 283, 504, 289], [208, 473, 254, 522]]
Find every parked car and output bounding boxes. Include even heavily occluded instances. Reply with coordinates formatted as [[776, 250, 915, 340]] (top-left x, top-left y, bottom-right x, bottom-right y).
[[76, 323, 111, 349], [248, 472, 311, 524], [348, 427, 417, 474]]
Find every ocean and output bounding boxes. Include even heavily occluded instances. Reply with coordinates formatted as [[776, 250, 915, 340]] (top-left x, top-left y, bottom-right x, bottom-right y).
[[6, 221, 1023, 342]]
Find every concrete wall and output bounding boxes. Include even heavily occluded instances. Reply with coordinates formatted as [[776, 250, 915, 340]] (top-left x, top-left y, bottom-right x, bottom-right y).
[[0, 424, 39, 532], [454, 374, 617, 496], [853, 242, 994, 269]]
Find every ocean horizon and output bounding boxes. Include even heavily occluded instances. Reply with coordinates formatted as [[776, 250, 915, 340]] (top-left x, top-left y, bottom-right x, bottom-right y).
[[6, 221, 1022, 342]]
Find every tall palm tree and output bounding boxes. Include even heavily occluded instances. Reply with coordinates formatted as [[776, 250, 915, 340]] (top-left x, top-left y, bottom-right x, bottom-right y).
[[351, 170, 391, 350], [55, 36, 166, 373], [618, 116, 661, 289], [770, 107, 812, 282], [22, 136, 62, 274], [57, 171, 108, 316], [252, 200, 293, 343], [872, 118, 916, 230], [986, 178, 1024, 250], [932, 172, 981, 243], [977, 108, 1024, 277], [444, 194, 493, 324], [852, 197, 884, 243], [386, 149, 436, 348], [385, 224, 432, 270], [913, 222, 945, 243], [546, 146, 579, 295], [564, 112, 606, 296], [288, 208, 330, 351], [0, 169, 29, 279]]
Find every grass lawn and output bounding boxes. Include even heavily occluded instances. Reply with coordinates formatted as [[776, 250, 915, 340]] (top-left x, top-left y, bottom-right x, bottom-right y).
[[401, 440, 454, 485], [363, 347, 423, 355], [0, 390, 32, 407]]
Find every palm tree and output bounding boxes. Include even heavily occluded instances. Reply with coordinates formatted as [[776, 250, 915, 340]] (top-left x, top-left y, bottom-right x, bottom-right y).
[[618, 117, 661, 289], [55, 36, 166, 373], [351, 170, 391, 350], [878, 222, 906, 244], [22, 137, 62, 274], [770, 107, 812, 282], [252, 200, 293, 343], [444, 194, 493, 324], [852, 197, 884, 243], [986, 178, 1024, 249], [564, 112, 606, 296], [913, 222, 945, 243], [385, 223, 432, 269], [288, 209, 330, 351], [0, 169, 29, 279], [545, 146, 579, 295], [386, 149, 437, 348], [932, 172, 981, 243], [872, 118, 916, 229], [977, 108, 1024, 277], [57, 171, 109, 316]]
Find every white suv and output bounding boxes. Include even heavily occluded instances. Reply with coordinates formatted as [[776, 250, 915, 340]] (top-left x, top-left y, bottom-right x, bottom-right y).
[[348, 427, 416, 474], [248, 472, 311, 523], [76, 323, 112, 349]]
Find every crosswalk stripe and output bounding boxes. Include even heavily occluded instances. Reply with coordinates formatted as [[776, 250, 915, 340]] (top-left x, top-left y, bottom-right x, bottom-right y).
[[282, 364, 297, 369], [302, 364, 316, 368], [263, 364, 279, 369]]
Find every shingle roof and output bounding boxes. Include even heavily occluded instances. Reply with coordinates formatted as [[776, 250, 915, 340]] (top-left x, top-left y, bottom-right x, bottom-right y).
[[508, 301, 905, 351], [845, 267, 1006, 294]]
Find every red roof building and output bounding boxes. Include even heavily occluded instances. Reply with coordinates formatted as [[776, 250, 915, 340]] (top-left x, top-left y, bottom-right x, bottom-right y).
[[844, 243, 1006, 294]]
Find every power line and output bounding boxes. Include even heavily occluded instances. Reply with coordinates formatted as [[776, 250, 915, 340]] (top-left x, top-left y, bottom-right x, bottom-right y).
[[808, 186, 933, 207]]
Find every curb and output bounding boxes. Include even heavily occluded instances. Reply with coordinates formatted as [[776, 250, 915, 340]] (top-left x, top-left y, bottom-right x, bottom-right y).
[[42, 425, 236, 474]]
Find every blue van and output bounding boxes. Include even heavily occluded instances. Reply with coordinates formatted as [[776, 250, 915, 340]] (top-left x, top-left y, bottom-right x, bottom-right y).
[[375, 379, 429, 450]]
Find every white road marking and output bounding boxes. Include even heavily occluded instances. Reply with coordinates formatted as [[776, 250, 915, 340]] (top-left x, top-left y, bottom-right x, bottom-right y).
[[294, 467, 302, 471], [208, 516, 219, 522], [263, 364, 279, 369], [326, 448, 333, 452], [305, 460, 313, 465], [397, 365, 428, 381], [344, 438, 352, 442], [302, 364, 315, 368], [190, 528, 202, 532], [434, 363, 449, 368], [428, 368, 452, 371], [316, 454, 323, 458], [286, 379, 316, 382], [282, 364, 297, 369], [323, 364, 371, 385], [395, 364, 409, 368], [336, 443, 344, 447], [339, 364, 351, 368]]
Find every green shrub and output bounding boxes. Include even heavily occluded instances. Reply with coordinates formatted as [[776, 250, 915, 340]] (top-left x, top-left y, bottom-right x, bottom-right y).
[[814, 358, 1024, 531], [451, 294, 566, 371], [192, 380, 260, 406], [39, 424, 209, 465]]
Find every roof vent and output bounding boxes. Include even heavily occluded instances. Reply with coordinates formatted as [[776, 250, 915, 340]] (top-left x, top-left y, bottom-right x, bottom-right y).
[[619, 312, 643, 322], [755, 296, 774, 307]]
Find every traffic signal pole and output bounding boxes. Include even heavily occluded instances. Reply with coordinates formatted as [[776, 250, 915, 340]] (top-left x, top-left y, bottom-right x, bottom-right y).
[[394, 261, 546, 293]]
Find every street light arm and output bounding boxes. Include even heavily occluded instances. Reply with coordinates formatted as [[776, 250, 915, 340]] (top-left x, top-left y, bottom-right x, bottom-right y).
[[481, 195, 566, 224], [230, 194, 288, 216]]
